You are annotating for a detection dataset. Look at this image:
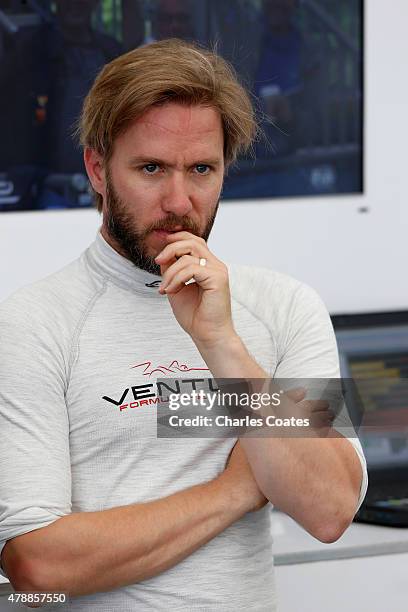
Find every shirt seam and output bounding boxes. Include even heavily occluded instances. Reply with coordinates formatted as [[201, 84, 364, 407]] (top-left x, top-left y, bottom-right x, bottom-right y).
[[272, 283, 304, 374], [66, 280, 108, 388]]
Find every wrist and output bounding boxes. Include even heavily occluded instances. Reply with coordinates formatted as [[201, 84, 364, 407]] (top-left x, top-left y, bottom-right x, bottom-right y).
[[194, 331, 243, 357], [214, 470, 253, 517], [194, 333, 267, 379]]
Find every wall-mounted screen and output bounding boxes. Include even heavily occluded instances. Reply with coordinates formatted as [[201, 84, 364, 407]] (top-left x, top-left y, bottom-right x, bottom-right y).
[[0, 0, 363, 211]]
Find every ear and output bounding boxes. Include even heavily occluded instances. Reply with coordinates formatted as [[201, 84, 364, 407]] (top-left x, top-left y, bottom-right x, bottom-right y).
[[84, 148, 106, 198]]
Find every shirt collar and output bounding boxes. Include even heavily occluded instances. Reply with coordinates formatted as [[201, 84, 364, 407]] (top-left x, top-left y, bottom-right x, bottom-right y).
[[85, 230, 164, 296]]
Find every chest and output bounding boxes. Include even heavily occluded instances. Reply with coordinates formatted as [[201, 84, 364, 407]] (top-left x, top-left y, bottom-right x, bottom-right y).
[[65, 296, 276, 438]]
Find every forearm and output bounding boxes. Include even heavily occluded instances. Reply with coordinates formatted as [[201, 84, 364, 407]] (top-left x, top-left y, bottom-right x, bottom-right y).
[[238, 434, 361, 541], [6, 475, 249, 598], [196, 334, 362, 540], [195, 334, 265, 379]]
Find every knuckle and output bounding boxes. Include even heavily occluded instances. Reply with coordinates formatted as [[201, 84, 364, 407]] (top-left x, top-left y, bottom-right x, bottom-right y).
[[221, 266, 229, 281]]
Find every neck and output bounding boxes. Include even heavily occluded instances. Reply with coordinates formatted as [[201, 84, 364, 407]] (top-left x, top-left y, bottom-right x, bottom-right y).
[[100, 225, 129, 261]]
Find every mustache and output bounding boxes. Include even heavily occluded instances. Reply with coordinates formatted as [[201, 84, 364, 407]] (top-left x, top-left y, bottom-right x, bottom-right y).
[[143, 216, 201, 236]]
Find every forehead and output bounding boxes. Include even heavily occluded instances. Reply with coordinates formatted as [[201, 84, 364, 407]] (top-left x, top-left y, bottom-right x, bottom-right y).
[[114, 103, 224, 158]]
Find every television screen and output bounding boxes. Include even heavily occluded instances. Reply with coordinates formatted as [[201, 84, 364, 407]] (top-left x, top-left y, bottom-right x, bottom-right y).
[[0, 0, 363, 211]]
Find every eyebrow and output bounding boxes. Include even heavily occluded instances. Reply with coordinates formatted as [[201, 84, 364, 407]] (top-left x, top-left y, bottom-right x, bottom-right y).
[[127, 156, 223, 168]]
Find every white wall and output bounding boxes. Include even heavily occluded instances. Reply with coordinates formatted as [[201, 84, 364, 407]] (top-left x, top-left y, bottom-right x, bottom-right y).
[[0, 0, 407, 314]]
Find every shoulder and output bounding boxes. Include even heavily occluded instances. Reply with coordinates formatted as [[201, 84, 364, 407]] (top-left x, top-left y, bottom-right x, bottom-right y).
[[227, 262, 333, 354], [227, 262, 324, 316], [227, 263, 339, 377], [0, 252, 105, 342]]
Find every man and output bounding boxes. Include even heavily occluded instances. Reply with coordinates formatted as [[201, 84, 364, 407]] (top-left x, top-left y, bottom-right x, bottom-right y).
[[0, 39, 367, 610]]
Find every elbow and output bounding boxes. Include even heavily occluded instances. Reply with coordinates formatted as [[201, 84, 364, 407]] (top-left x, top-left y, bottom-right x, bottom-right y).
[[25, 557, 66, 595], [9, 555, 59, 599], [312, 502, 357, 544], [2, 533, 70, 602], [9, 558, 39, 593], [13, 560, 68, 609], [313, 517, 351, 544], [9, 565, 48, 609], [2, 543, 33, 593], [5, 558, 42, 608]]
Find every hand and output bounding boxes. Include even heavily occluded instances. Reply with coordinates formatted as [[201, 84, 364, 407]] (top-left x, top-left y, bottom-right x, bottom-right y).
[[155, 232, 235, 346], [264, 386, 336, 438], [282, 387, 335, 431], [221, 441, 268, 513]]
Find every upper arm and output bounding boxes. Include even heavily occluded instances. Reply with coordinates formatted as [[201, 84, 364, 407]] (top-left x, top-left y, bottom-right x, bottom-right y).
[[0, 297, 72, 584], [273, 282, 368, 509], [273, 283, 340, 379]]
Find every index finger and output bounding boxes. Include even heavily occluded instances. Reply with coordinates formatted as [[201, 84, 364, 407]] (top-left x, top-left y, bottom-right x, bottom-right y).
[[284, 387, 307, 403], [163, 231, 206, 244], [155, 237, 211, 265]]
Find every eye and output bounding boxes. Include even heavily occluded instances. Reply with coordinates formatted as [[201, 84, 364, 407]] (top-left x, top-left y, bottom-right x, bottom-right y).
[[143, 164, 160, 174], [195, 164, 210, 175]]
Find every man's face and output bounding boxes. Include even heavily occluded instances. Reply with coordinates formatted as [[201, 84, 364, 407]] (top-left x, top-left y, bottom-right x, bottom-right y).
[[100, 102, 225, 276]]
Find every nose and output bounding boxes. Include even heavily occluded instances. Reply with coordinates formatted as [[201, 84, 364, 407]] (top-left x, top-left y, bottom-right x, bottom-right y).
[[161, 172, 193, 216]]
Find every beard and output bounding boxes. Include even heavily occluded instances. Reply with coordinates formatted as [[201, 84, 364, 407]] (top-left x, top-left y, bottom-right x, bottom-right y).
[[104, 167, 220, 276]]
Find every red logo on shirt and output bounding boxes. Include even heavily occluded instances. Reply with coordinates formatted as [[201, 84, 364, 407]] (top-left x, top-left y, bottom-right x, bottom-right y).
[[130, 360, 210, 377]]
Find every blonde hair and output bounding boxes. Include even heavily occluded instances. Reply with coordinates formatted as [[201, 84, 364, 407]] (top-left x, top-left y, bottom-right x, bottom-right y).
[[77, 38, 257, 212]]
